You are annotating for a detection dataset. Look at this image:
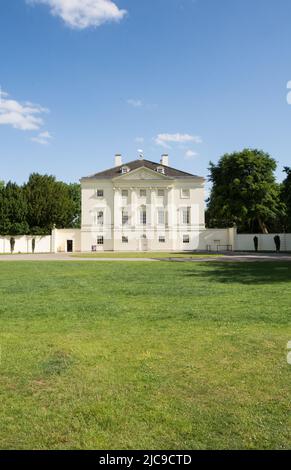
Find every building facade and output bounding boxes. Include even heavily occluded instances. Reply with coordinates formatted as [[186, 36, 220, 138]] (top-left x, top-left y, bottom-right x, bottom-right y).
[[79, 154, 206, 252]]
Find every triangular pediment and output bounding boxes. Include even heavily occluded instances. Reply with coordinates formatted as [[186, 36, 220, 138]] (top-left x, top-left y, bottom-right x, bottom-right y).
[[113, 166, 173, 181]]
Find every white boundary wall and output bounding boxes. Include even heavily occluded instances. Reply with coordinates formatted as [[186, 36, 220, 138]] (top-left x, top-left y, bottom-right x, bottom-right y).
[[0, 235, 52, 254], [235, 233, 291, 252]]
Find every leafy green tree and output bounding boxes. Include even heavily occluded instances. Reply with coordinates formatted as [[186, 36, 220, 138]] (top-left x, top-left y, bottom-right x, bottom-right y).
[[206, 149, 281, 233], [68, 183, 81, 228], [0, 182, 29, 235], [24, 174, 76, 234], [281, 167, 291, 231]]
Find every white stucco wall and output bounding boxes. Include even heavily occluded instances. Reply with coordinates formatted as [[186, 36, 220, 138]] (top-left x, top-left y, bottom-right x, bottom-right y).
[[0, 235, 52, 254], [235, 233, 291, 251]]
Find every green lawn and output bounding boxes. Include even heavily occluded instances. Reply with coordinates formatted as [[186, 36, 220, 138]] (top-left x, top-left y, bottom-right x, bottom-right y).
[[0, 261, 290, 450], [71, 251, 221, 259]]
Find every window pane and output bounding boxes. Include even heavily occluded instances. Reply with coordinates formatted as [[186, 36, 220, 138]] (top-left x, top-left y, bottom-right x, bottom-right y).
[[140, 189, 146, 197], [97, 236, 104, 245], [97, 189, 104, 197], [140, 208, 146, 225], [158, 209, 165, 225], [122, 210, 129, 225]]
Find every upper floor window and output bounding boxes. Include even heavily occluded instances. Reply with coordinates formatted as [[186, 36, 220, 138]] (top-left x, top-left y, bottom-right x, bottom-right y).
[[140, 189, 147, 198], [97, 189, 104, 198], [140, 206, 147, 225], [122, 209, 129, 225], [121, 189, 128, 198], [157, 189, 165, 198], [181, 207, 191, 225], [157, 166, 165, 174], [97, 210, 104, 226], [181, 189, 190, 199], [121, 166, 130, 174], [157, 208, 165, 225]]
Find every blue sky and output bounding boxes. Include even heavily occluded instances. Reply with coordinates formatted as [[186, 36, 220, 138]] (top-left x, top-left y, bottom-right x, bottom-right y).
[[1, 0, 291, 185]]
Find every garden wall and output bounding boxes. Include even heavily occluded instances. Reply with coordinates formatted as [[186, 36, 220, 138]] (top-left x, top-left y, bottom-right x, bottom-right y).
[[0, 235, 52, 254], [235, 233, 291, 252]]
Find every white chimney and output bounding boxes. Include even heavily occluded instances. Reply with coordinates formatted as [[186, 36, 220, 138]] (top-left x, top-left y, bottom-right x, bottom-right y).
[[160, 154, 169, 166], [115, 154, 122, 167]]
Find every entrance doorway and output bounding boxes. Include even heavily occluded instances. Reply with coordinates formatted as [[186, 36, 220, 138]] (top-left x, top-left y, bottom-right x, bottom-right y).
[[67, 240, 73, 253]]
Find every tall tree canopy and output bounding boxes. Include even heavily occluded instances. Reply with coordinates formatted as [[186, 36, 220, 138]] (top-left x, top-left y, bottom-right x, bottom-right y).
[[281, 167, 291, 231], [206, 149, 280, 233], [0, 182, 29, 235], [24, 174, 78, 234], [0, 175, 81, 236]]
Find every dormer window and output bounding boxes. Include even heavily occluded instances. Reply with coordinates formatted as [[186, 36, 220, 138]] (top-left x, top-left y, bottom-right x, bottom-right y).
[[157, 166, 165, 174], [121, 166, 130, 174]]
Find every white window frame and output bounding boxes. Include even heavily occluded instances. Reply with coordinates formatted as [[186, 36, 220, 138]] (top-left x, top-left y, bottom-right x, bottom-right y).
[[121, 189, 128, 198], [140, 189, 147, 198], [157, 189, 165, 198], [157, 208, 165, 226], [157, 167, 165, 174], [96, 210, 104, 226], [181, 207, 191, 225], [121, 166, 129, 174], [122, 209, 129, 226], [183, 234, 190, 244], [159, 236, 166, 243], [97, 236, 104, 245], [140, 206, 147, 225], [181, 188, 190, 199]]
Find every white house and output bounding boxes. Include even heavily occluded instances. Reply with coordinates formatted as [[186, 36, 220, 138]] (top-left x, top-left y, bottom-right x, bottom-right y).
[[79, 154, 207, 252]]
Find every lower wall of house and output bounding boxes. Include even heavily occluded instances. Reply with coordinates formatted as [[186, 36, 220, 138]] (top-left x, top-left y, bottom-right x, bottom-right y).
[[78, 227, 236, 252], [2, 229, 289, 253]]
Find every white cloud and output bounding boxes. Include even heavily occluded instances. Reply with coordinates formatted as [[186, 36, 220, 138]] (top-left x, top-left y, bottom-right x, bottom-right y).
[[28, 0, 126, 29], [31, 131, 53, 145], [155, 133, 202, 149], [185, 149, 198, 160], [0, 89, 48, 131], [127, 99, 143, 108], [287, 81, 291, 105]]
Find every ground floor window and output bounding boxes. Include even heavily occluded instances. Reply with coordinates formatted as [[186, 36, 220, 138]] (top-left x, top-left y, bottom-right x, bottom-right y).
[[159, 236, 166, 243], [122, 236, 128, 243], [183, 234, 190, 244], [97, 236, 104, 245]]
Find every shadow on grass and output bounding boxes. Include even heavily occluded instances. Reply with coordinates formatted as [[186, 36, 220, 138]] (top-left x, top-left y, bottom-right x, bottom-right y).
[[183, 261, 291, 285]]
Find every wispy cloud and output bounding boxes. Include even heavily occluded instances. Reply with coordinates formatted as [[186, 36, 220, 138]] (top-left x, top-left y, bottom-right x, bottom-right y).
[[0, 89, 48, 131], [185, 149, 198, 160], [31, 131, 53, 145], [27, 0, 126, 29], [287, 81, 291, 105], [155, 133, 202, 149], [135, 136, 144, 144], [127, 99, 143, 108]]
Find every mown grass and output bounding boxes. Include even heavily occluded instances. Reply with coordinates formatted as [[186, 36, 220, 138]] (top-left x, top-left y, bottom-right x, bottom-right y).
[[71, 251, 221, 259], [0, 261, 291, 450]]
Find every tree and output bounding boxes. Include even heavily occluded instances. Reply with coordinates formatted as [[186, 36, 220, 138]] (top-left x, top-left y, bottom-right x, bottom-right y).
[[0, 182, 29, 235], [281, 167, 291, 231], [10, 237, 15, 253], [67, 183, 81, 228], [207, 149, 281, 233], [24, 174, 76, 234]]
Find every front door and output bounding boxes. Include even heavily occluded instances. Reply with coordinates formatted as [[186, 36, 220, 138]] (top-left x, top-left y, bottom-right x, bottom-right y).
[[67, 240, 73, 252]]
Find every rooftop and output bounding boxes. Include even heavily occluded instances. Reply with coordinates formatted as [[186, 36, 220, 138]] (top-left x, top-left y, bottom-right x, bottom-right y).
[[81, 158, 203, 181]]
